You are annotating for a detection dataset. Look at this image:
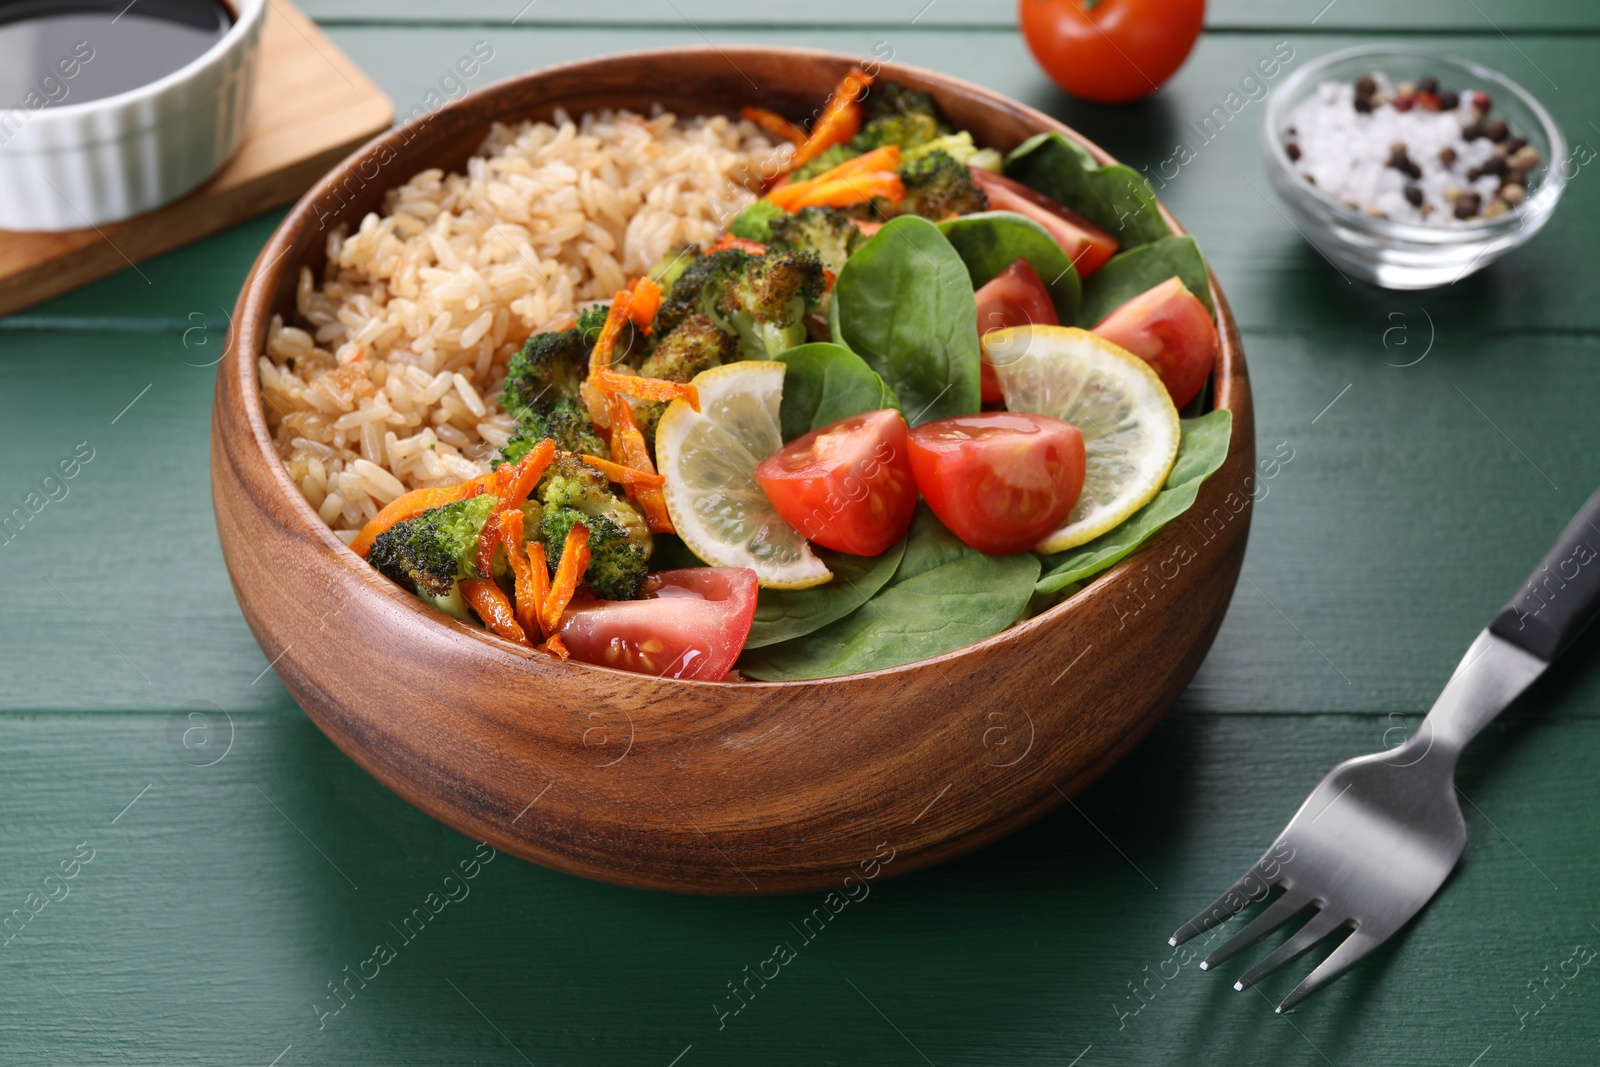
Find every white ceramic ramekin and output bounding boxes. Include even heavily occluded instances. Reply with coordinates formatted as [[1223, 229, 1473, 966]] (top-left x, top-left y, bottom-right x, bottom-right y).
[[0, 0, 265, 232]]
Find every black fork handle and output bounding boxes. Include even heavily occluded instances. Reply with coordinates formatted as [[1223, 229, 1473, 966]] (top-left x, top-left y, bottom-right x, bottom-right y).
[[1489, 486, 1600, 662]]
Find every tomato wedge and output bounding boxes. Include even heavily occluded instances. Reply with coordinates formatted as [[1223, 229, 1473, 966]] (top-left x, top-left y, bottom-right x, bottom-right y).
[[755, 409, 917, 557], [556, 568, 758, 680], [1091, 275, 1218, 410], [906, 413, 1086, 555], [970, 168, 1119, 278], [974, 259, 1059, 404]]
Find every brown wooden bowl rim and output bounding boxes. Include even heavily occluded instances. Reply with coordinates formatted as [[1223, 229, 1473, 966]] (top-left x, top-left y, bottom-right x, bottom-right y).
[[228, 44, 1252, 690]]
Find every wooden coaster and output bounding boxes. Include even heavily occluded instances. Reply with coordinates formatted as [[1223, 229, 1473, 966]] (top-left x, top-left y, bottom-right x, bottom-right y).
[[0, 0, 393, 317]]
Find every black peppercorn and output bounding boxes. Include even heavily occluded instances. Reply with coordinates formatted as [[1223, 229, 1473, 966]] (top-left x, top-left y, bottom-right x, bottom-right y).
[[1417, 76, 1439, 95], [1286, 141, 1301, 161], [1439, 146, 1458, 168], [1454, 192, 1481, 219], [1354, 96, 1374, 114], [1355, 75, 1377, 96], [1484, 118, 1509, 141], [1502, 136, 1527, 155], [1480, 154, 1507, 176], [1404, 185, 1423, 207], [1438, 89, 1460, 110], [1461, 121, 1483, 140]]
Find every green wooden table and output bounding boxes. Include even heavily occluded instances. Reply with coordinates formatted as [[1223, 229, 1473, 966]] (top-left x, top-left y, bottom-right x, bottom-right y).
[[4, 3, 1598, 1064]]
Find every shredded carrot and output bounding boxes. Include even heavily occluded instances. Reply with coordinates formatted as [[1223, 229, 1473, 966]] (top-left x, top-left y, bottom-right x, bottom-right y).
[[540, 633, 570, 660], [815, 144, 902, 183], [474, 508, 502, 579], [706, 234, 769, 255], [740, 105, 806, 146], [503, 512, 548, 639], [768, 170, 904, 211], [525, 542, 552, 638], [768, 145, 902, 210], [460, 579, 533, 648], [489, 438, 557, 510], [599, 373, 700, 409], [541, 522, 591, 634], [786, 68, 874, 173], [629, 276, 661, 333], [607, 394, 674, 534], [576, 453, 667, 488], [584, 289, 635, 426], [350, 477, 491, 558]]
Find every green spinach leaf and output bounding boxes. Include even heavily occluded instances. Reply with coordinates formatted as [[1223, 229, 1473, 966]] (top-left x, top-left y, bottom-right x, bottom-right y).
[[1078, 235, 1213, 327], [936, 211, 1081, 324], [1004, 132, 1171, 249], [739, 507, 1039, 680], [829, 216, 980, 426], [776, 344, 900, 441], [1035, 410, 1233, 595], [744, 539, 906, 649]]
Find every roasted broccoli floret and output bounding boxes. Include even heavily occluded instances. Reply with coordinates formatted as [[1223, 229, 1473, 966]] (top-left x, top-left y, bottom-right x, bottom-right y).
[[863, 82, 940, 125], [768, 206, 867, 275], [655, 247, 824, 360], [535, 454, 651, 600], [727, 200, 785, 243], [495, 396, 607, 468], [722, 248, 826, 359], [500, 328, 587, 421], [534, 451, 652, 601], [368, 494, 498, 620], [541, 507, 647, 601], [640, 314, 737, 383], [575, 303, 610, 347], [850, 111, 939, 154], [887, 149, 988, 221]]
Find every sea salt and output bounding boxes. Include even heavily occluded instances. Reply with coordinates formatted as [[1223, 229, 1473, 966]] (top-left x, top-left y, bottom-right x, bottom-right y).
[[1287, 75, 1504, 225]]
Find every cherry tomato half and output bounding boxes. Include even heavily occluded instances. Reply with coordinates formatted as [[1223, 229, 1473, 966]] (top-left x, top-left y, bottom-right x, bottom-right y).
[[557, 567, 758, 680], [975, 258, 1059, 404], [906, 413, 1087, 555], [755, 409, 917, 556], [1091, 275, 1219, 409], [971, 168, 1120, 278], [1020, 0, 1205, 105]]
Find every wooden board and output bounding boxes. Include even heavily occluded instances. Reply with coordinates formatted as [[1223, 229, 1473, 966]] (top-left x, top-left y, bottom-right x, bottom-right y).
[[0, 0, 392, 318]]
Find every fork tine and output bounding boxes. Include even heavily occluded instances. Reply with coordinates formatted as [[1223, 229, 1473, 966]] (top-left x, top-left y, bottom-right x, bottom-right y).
[[1198, 891, 1312, 971], [1169, 864, 1280, 947], [1274, 929, 1386, 1013], [1233, 910, 1350, 992]]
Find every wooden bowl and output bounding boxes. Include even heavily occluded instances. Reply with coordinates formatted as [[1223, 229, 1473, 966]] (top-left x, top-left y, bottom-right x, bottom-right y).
[[213, 47, 1254, 895]]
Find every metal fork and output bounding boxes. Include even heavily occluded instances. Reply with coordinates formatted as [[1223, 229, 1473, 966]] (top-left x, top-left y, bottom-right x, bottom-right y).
[[1171, 486, 1600, 1012]]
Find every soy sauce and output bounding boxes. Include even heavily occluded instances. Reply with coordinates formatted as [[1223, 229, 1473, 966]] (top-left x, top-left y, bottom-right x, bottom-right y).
[[0, 0, 233, 111]]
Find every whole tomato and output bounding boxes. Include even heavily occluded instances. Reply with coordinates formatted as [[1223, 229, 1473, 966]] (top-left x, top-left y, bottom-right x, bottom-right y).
[[1020, 0, 1205, 104]]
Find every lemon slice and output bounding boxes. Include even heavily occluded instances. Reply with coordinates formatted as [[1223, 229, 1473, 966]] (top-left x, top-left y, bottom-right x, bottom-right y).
[[655, 361, 833, 589], [984, 326, 1180, 553]]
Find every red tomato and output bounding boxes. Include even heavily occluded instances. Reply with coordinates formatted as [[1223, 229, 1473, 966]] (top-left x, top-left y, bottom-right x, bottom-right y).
[[755, 409, 917, 556], [557, 567, 758, 680], [1020, 0, 1205, 105], [1091, 275, 1218, 409], [975, 258, 1059, 404], [906, 413, 1087, 555], [971, 169, 1119, 277]]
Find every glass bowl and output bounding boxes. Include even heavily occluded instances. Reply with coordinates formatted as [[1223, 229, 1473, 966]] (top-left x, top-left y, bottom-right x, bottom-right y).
[[1261, 45, 1566, 289]]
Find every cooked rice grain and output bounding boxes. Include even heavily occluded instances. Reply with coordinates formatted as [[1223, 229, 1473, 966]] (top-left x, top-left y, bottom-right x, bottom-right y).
[[261, 109, 788, 540]]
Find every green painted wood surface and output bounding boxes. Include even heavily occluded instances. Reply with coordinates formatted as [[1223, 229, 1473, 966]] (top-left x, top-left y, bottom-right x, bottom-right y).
[[2, 7, 1599, 1064], [296, 0, 1600, 32]]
